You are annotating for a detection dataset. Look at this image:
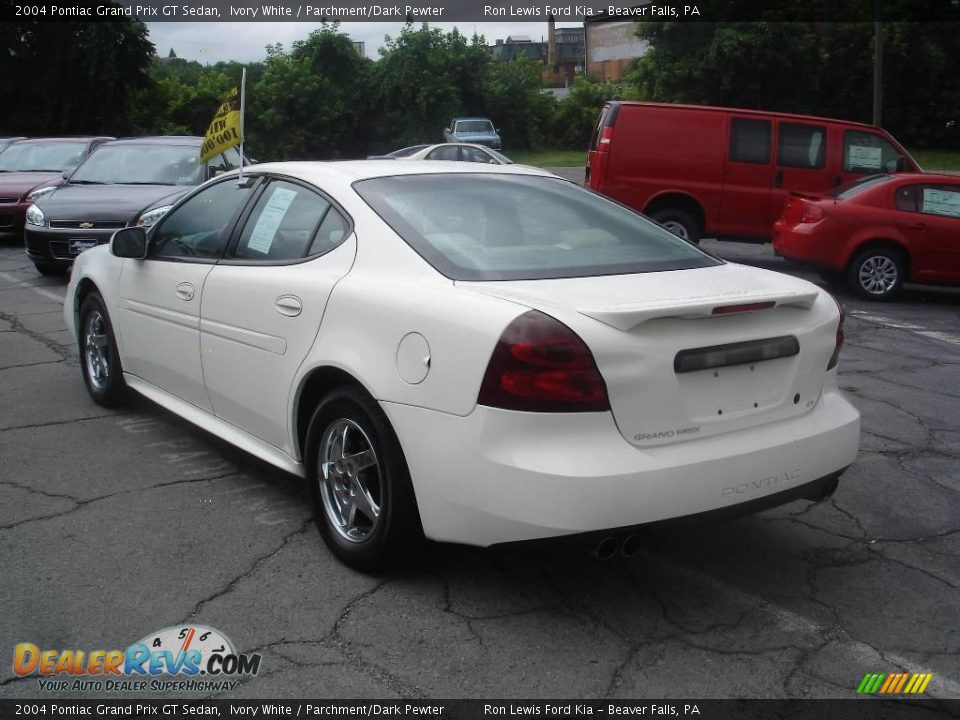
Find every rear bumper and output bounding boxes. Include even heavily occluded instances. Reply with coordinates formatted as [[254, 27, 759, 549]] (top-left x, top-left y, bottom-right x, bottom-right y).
[[772, 222, 847, 271], [382, 380, 860, 547]]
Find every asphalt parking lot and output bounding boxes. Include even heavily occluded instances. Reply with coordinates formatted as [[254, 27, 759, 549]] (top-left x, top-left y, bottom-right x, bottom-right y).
[[0, 226, 958, 700]]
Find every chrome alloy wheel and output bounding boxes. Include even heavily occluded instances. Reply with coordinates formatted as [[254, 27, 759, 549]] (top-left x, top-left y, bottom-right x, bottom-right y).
[[318, 418, 382, 543], [858, 255, 899, 295], [84, 310, 111, 391]]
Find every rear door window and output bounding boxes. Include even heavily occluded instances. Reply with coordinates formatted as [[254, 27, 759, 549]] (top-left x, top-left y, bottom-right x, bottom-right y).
[[777, 123, 826, 169], [427, 146, 461, 161], [729, 118, 772, 164], [234, 180, 333, 261]]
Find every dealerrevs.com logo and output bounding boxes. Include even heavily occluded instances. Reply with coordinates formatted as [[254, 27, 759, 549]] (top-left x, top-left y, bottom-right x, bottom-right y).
[[13, 625, 262, 693]]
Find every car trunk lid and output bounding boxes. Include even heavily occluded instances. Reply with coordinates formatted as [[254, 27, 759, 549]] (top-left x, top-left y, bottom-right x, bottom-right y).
[[458, 263, 837, 447]]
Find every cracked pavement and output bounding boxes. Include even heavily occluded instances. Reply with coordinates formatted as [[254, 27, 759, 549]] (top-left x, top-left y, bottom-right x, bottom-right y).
[[0, 235, 957, 700]]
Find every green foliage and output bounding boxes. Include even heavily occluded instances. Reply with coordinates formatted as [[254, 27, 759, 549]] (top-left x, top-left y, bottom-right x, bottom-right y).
[[482, 56, 553, 150], [248, 24, 374, 159], [551, 78, 623, 150], [627, 20, 960, 151], [369, 23, 491, 150], [0, 6, 155, 135]]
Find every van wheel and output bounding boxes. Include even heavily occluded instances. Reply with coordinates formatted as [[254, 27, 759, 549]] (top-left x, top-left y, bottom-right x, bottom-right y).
[[847, 247, 906, 300], [651, 209, 702, 244]]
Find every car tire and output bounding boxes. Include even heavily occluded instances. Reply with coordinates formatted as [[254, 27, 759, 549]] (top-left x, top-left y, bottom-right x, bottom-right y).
[[35, 262, 66, 277], [78, 292, 129, 407], [847, 247, 906, 300], [651, 208, 702, 244], [305, 386, 423, 572]]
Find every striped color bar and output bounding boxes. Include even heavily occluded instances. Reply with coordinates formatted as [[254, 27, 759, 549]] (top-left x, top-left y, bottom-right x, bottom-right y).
[[857, 672, 933, 694]]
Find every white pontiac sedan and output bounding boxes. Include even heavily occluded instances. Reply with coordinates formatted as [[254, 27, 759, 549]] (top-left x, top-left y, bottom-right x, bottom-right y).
[[65, 161, 860, 570]]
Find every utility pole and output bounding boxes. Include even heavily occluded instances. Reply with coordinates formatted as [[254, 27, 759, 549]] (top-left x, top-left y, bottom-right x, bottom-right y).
[[873, 0, 883, 126]]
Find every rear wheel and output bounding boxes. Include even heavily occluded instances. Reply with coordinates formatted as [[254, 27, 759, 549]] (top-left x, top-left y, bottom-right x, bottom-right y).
[[650, 208, 702, 244], [305, 386, 422, 572], [847, 247, 906, 300], [78, 292, 128, 406]]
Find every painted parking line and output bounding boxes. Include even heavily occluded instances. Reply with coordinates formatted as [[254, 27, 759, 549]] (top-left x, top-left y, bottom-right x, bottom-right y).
[[0, 271, 66, 305], [849, 310, 960, 347]]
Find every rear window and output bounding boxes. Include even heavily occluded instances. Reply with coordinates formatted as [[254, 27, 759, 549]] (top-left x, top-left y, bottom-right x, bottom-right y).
[[354, 174, 718, 281], [826, 174, 892, 199]]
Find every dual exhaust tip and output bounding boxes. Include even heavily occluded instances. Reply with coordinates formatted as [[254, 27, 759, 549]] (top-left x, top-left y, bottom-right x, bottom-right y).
[[593, 533, 642, 560]]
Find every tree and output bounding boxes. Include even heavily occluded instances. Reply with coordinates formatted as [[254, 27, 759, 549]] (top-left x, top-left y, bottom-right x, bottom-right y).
[[552, 78, 622, 150], [0, 4, 155, 135], [371, 24, 491, 150], [483, 55, 554, 150], [625, 22, 823, 113], [248, 24, 374, 160]]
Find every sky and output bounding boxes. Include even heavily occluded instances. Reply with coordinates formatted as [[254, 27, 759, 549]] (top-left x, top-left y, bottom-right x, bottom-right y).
[[146, 21, 582, 63]]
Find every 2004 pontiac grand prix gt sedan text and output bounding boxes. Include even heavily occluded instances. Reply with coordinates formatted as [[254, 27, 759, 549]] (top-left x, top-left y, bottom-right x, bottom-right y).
[[64, 161, 860, 570]]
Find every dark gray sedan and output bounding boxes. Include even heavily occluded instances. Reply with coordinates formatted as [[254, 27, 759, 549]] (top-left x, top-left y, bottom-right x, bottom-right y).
[[24, 136, 241, 274]]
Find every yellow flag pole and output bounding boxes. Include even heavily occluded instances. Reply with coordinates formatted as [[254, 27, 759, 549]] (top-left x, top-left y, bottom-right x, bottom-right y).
[[238, 67, 247, 182]]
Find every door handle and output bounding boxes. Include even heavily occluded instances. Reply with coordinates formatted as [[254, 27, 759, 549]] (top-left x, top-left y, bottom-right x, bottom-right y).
[[176, 282, 195, 301], [774, 170, 783, 188], [275, 295, 302, 317], [909, 222, 927, 231]]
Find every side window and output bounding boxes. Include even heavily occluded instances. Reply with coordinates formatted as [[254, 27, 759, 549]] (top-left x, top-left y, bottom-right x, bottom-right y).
[[234, 180, 332, 261], [778, 123, 826, 169], [918, 185, 960, 219], [428, 146, 460, 161], [729, 118, 771, 164], [844, 130, 901, 174], [151, 180, 254, 260], [462, 146, 495, 164], [308, 208, 350, 256]]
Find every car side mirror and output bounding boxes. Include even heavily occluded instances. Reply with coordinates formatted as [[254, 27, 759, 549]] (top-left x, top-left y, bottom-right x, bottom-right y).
[[111, 227, 148, 259], [496, 128, 502, 134], [62, 171, 70, 180]]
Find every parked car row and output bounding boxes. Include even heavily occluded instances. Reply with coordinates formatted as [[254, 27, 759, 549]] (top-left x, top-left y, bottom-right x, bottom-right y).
[[586, 101, 959, 299], [0, 135, 242, 275]]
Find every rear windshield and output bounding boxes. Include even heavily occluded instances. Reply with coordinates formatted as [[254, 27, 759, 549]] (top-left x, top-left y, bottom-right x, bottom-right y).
[[354, 174, 718, 281], [826, 174, 892, 200], [455, 120, 495, 133], [71, 144, 202, 185], [0, 142, 87, 172]]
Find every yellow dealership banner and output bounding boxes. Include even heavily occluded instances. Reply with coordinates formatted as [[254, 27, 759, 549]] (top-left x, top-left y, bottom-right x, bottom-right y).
[[200, 86, 243, 163]]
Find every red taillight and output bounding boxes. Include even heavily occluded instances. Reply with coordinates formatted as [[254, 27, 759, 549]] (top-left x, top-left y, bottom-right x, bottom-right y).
[[597, 126, 614, 153], [800, 202, 825, 224], [827, 296, 845, 370], [478, 310, 609, 412]]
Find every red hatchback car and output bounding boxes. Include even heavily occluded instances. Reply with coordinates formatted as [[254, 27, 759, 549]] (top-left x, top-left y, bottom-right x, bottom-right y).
[[773, 173, 960, 299]]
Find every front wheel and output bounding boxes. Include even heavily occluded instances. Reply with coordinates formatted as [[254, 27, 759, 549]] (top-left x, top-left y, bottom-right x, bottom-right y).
[[847, 247, 906, 300], [305, 387, 422, 572], [650, 208, 702, 244], [78, 292, 128, 406]]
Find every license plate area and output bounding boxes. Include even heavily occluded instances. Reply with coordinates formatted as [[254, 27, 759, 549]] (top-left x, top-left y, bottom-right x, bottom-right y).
[[677, 354, 798, 421], [68, 239, 98, 255]]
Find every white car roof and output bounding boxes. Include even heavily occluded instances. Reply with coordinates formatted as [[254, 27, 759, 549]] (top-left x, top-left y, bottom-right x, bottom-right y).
[[244, 159, 552, 183]]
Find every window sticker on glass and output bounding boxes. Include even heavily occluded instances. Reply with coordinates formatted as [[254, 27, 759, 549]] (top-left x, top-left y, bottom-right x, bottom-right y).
[[248, 186, 298, 254], [921, 188, 960, 218], [848, 146, 883, 170]]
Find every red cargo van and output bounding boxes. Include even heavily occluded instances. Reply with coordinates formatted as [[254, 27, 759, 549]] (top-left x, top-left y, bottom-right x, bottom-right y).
[[586, 102, 920, 243]]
